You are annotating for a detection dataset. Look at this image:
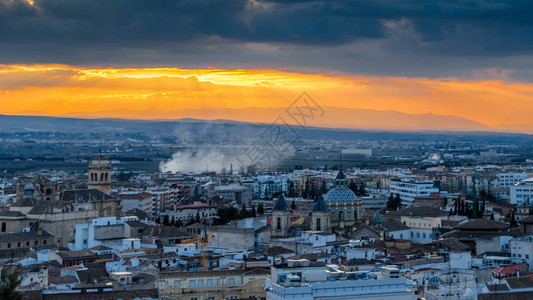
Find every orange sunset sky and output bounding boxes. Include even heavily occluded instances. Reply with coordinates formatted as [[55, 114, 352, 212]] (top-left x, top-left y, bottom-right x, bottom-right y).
[[1, 64, 532, 131]]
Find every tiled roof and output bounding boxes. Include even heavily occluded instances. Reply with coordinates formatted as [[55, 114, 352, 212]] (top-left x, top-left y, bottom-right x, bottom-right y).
[[0, 210, 25, 217], [272, 194, 289, 211], [324, 188, 357, 202], [385, 206, 448, 217], [263, 246, 295, 256], [60, 189, 115, 202], [311, 196, 329, 212], [381, 219, 410, 231], [0, 230, 53, 244], [335, 169, 347, 180], [455, 219, 508, 230]]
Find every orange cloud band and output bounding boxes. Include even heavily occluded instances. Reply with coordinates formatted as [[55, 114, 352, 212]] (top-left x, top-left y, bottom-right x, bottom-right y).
[[0, 64, 532, 130]]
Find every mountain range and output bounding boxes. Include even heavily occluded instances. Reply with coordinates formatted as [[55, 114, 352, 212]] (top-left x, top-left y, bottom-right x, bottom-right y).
[[0, 106, 531, 134]]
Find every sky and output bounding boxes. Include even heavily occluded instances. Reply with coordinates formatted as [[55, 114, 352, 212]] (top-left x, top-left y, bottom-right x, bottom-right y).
[[1, 0, 533, 131]]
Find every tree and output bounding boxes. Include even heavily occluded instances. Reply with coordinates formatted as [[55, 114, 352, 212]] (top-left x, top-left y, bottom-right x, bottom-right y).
[[195, 211, 201, 223], [0, 261, 22, 300], [387, 194, 402, 210], [288, 182, 295, 197], [472, 197, 479, 219], [186, 218, 196, 226], [175, 219, 183, 227], [155, 216, 160, 224], [240, 203, 248, 219], [213, 206, 240, 225], [394, 194, 402, 209], [251, 205, 257, 217], [258, 203, 264, 215], [303, 182, 310, 199], [510, 210, 518, 227], [163, 215, 170, 226], [358, 182, 367, 197], [349, 181, 358, 195], [320, 182, 328, 195], [465, 204, 472, 219]]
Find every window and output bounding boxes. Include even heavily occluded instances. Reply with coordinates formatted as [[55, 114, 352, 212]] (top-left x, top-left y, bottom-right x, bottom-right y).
[[228, 278, 235, 286], [1, 223, 5, 232], [34, 240, 38, 245], [197, 280, 204, 287], [277, 218, 281, 230], [206, 279, 213, 287], [316, 218, 321, 231], [173, 280, 180, 286], [423, 233, 426, 239], [7, 243, 10, 248], [189, 280, 196, 288]]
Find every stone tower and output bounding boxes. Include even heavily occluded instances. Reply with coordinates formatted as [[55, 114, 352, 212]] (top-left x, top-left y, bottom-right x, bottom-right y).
[[271, 194, 290, 238], [88, 155, 112, 195], [311, 196, 330, 232]]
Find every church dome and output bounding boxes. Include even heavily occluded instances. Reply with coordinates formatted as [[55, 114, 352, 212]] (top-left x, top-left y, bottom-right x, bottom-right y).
[[324, 188, 358, 203]]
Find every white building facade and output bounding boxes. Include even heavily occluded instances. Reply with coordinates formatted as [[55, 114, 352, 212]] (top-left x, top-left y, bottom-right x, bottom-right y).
[[510, 178, 533, 205], [389, 179, 439, 206]]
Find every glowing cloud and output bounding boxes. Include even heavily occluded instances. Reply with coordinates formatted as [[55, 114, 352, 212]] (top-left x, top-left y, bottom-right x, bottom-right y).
[[1, 64, 533, 130]]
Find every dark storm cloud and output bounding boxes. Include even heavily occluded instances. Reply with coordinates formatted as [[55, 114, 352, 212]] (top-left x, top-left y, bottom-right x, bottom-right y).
[[2, 0, 533, 79]]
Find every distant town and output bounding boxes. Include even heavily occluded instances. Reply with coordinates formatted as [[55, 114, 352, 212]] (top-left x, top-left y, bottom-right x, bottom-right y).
[[0, 120, 532, 299]]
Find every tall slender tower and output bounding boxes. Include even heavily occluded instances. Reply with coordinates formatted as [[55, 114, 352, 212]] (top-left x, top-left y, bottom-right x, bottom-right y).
[[88, 155, 112, 195], [311, 196, 330, 232], [271, 194, 290, 238]]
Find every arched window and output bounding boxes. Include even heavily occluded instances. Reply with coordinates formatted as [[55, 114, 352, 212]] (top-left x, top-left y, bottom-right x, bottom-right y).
[[105, 173, 108, 181], [1, 222, 6, 232], [276, 217, 281, 230], [100, 173, 104, 181], [316, 218, 321, 231], [45, 188, 52, 195]]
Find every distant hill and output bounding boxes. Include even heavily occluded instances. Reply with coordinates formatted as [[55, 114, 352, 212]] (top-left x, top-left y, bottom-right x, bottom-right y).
[[0, 106, 501, 133], [0, 113, 531, 145]]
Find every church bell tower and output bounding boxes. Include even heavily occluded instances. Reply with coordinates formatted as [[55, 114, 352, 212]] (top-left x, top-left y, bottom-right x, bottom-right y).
[[88, 155, 112, 195]]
